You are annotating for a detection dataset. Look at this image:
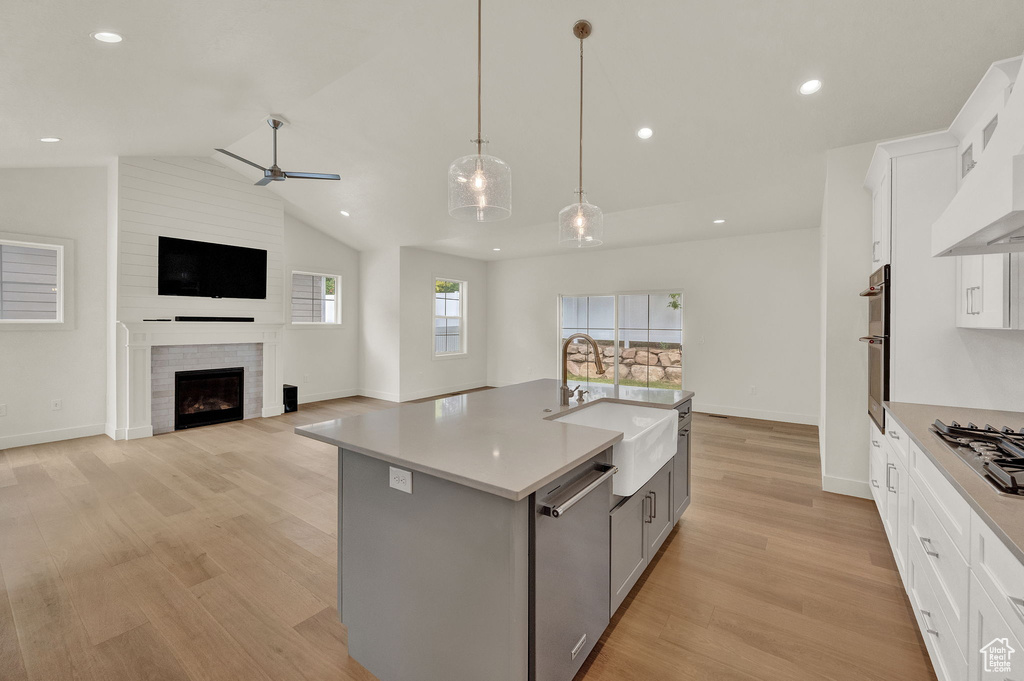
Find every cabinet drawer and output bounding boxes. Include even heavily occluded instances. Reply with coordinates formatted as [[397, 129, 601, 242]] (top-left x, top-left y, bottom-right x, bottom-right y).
[[971, 512, 1024, 645], [885, 417, 909, 464], [907, 544, 968, 681], [909, 441, 971, 560], [909, 479, 970, 655], [969, 573, 1023, 681]]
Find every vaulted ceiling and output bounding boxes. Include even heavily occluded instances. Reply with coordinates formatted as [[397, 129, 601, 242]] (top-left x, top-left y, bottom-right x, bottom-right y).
[[3, 1, 1024, 259]]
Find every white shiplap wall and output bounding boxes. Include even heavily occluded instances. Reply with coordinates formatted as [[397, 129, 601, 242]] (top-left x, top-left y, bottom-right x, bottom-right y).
[[117, 157, 284, 323]]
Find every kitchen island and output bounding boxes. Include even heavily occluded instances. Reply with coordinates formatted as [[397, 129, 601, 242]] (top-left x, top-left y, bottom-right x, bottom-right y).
[[295, 379, 693, 681]]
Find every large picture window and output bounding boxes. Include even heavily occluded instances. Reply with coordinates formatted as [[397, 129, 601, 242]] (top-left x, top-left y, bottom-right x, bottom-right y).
[[0, 240, 63, 323], [434, 278, 466, 356], [559, 292, 682, 389], [291, 272, 340, 324]]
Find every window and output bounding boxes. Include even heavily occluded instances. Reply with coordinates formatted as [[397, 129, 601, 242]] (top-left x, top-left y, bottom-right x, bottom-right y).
[[291, 272, 340, 324], [560, 292, 682, 389], [983, 115, 999, 150], [434, 278, 466, 356], [0, 240, 63, 323]]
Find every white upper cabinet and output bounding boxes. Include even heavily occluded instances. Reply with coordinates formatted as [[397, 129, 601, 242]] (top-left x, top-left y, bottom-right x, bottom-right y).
[[956, 253, 1012, 328], [871, 164, 893, 267], [932, 55, 1024, 257]]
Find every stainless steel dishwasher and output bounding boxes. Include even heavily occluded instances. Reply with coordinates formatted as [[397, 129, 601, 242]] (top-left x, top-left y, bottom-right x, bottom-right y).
[[531, 450, 615, 681]]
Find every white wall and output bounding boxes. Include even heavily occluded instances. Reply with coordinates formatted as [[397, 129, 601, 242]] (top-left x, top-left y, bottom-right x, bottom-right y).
[[819, 142, 875, 498], [0, 167, 109, 448], [116, 156, 285, 323], [487, 229, 822, 424], [282, 214, 361, 403], [359, 248, 401, 401], [398, 247, 488, 402]]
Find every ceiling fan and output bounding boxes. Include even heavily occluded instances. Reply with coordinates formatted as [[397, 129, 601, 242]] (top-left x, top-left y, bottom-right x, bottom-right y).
[[215, 118, 340, 186]]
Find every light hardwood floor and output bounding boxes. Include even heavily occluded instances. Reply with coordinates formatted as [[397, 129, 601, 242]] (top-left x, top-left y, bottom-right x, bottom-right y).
[[0, 399, 935, 681]]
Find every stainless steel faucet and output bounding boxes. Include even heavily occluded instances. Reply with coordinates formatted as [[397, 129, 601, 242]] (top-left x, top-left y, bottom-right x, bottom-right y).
[[560, 333, 604, 406]]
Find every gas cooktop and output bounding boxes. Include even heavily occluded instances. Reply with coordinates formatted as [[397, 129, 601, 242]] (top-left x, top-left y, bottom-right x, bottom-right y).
[[931, 420, 1024, 497]]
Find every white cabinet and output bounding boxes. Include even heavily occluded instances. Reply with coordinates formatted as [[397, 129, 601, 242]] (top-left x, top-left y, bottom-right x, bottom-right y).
[[968, 573, 1023, 681], [885, 452, 909, 575], [871, 163, 893, 267], [957, 253, 1012, 329]]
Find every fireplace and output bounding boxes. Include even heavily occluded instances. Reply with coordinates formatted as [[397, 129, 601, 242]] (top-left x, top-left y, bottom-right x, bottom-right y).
[[174, 367, 244, 430]]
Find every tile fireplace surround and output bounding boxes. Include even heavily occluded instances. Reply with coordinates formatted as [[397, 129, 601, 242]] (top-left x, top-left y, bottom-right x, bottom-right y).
[[151, 343, 263, 434], [109, 322, 285, 440]]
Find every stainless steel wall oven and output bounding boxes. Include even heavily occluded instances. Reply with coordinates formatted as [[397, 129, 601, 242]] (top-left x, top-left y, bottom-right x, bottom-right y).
[[860, 265, 890, 430]]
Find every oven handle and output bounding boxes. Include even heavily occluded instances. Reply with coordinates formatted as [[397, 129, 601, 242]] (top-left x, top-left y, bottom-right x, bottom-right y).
[[859, 284, 885, 297], [859, 336, 886, 345]]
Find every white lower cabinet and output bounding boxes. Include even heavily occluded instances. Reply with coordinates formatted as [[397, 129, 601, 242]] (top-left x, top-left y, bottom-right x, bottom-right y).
[[907, 541, 968, 681], [871, 412, 1024, 681], [968, 573, 1023, 681]]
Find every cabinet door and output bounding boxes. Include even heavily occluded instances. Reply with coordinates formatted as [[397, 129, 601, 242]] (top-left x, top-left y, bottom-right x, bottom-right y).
[[868, 435, 887, 514], [958, 254, 1011, 329], [672, 427, 690, 523], [873, 165, 892, 267], [969, 574, 1023, 681], [610, 490, 648, 615], [887, 454, 909, 577], [646, 463, 673, 559]]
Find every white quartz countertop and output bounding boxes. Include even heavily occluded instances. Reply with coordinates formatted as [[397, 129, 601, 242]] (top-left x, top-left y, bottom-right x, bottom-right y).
[[885, 401, 1024, 563], [295, 379, 694, 501]]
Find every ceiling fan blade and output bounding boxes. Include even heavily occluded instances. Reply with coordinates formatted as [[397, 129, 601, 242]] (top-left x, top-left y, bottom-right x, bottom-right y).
[[214, 148, 267, 172], [254, 176, 274, 186], [283, 171, 341, 181]]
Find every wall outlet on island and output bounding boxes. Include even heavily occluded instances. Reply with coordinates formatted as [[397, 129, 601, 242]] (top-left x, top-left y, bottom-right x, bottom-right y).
[[389, 466, 413, 494], [749, 385, 757, 395]]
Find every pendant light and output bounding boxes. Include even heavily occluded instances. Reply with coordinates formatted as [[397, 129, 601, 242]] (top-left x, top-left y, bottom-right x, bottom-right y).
[[559, 19, 603, 248], [448, 0, 511, 222]]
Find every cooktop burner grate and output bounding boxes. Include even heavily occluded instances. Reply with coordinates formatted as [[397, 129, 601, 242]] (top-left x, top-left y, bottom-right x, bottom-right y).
[[931, 420, 1024, 497]]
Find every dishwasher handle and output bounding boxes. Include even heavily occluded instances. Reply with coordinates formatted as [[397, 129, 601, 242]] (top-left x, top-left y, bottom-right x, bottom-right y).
[[541, 464, 618, 518]]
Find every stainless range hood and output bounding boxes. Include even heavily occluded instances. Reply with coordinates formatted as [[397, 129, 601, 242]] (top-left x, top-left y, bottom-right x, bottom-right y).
[[932, 55, 1024, 257]]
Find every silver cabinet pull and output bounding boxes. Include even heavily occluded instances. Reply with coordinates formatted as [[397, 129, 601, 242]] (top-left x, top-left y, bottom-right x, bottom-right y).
[[920, 537, 939, 558], [871, 479, 879, 488], [871, 439, 880, 447], [541, 464, 617, 518], [919, 609, 939, 636], [1009, 595, 1024, 626], [886, 463, 896, 493], [888, 430, 900, 440], [643, 494, 652, 524], [650, 490, 656, 520]]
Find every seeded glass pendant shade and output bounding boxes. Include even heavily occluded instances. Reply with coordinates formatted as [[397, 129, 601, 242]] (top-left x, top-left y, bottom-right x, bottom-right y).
[[559, 19, 603, 248], [448, 0, 511, 222]]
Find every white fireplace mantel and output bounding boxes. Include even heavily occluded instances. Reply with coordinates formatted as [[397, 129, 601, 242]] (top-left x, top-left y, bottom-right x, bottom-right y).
[[108, 321, 285, 440]]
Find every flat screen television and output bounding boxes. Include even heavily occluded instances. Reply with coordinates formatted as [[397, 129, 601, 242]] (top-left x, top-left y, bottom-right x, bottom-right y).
[[158, 236, 268, 300]]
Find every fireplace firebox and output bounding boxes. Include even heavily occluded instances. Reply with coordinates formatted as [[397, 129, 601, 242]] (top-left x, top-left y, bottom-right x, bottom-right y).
[[174, 367, 244, 430]]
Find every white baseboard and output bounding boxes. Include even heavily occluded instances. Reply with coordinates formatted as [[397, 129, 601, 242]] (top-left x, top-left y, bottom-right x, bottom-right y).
[[298, 388, 359, 405], [696, 403, 819, 426], [126, 425, 154, 440], [399, 381, 488, 403], [262, 404, 285, 418], [822, 475, 872, 499], [0, 423, 107, 450], [358, 389, 400, 402]]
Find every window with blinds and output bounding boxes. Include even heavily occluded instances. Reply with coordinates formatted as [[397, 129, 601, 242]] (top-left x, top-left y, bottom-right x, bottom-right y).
[[291, 272, 340, 324], [0, 240, 62, 322]]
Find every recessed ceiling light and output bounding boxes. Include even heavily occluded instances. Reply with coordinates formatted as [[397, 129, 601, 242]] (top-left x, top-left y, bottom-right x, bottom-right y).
[[637, 127, 653, 140], [339, 210, 350, 217], [713, 219, 726, 224], [39, 137, 62, 143], [799, 79, 822, 95], [92, 31, 123, 43], [493, 248, 501, 251]]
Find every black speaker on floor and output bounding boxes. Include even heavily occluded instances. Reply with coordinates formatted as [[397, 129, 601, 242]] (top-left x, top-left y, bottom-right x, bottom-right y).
[[283, 384, 298, 413]]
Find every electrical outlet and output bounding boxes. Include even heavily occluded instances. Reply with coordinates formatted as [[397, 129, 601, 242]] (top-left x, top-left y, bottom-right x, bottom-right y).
[[749, 385, 757, 395], [51, 399, 62, 411], [303, 374, 311, 384], [389, 466, 412, 494], [0, 404, 6, 417]]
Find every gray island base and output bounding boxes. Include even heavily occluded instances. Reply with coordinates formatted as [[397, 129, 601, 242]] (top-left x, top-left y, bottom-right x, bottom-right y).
[[295, 379, 694, 681]]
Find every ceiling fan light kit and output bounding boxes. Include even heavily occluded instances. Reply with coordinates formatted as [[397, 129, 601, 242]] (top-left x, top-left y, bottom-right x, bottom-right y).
[[447, 0, 512, 222], [559, 19, 604, 248], [215, 118, 340, 186]]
